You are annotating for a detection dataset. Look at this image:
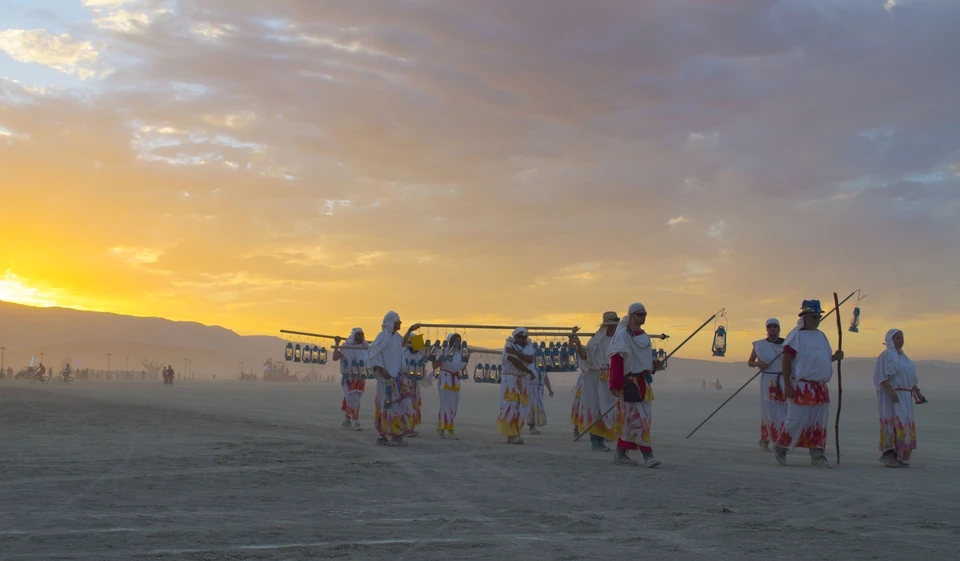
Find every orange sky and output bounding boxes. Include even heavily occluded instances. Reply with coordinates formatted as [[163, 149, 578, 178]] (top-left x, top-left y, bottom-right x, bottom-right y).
[[2, 0, 959, 360]]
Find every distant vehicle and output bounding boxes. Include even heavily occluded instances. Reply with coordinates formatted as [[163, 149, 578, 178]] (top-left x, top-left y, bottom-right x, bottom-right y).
[[262, 359, 298, 382]]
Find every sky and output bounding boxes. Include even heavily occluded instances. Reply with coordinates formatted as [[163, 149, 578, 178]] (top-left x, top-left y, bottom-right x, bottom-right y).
[[1, 0, 959, 360]]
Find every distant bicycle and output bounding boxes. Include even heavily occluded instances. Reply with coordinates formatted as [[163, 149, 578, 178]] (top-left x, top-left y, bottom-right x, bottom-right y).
[[54, 374, 74, 385]]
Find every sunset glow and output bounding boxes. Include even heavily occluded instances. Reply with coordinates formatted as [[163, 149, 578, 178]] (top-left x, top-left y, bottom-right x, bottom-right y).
[[2, 0, 958, 359]]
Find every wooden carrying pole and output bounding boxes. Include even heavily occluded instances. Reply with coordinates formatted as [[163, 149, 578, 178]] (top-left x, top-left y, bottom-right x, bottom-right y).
[[416, 323, 578, 332], [543, 331, 671, 340], [280, 329, 343, 341]]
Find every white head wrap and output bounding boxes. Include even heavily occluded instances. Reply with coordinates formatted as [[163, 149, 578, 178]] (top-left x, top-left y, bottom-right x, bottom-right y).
[[874, 328, 915, 390], [766, 318, 780, 328], [445, 332, 461, 344], [367, 311, 401, 358], [882, 328, 904, 367], [512, 327, 529, 338], [350, 327, 363, 343]]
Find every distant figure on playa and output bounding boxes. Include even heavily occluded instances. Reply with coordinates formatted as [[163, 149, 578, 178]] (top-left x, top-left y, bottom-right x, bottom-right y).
[[748, 318, 786, 453], [498, 328, 536, 444], [774, 300, 843, 468], [702, 379, 706, 389], [874, 329, 926, 468], [714, 378, 722, 390], [608, 302, 663, 468], [334, 328, 367, 431]]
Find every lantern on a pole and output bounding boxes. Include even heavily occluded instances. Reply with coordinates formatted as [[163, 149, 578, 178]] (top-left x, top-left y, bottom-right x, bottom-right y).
[[711, 309, 728, 357]]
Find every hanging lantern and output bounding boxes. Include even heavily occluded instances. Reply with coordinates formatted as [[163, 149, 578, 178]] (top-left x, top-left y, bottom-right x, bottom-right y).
[[657, 348, 668, 371], [294, 344, 302, 362], [496, 365, 503, 383], [340, 355, 350, 376], [350, 358, 361, 377], [535, 346, 546, 371], [849, 306, 861, 333], [711, 326, 727, 357], [284, 342, 294, 362], [417, 359, 428, 380], [311, 345, 321, 363], [568, 347, 579, 371], [319, 347, 328, 365], [474, 363, 484, 382], [407, 359, 420, 380], [559, 344, 569, 372], [552, 345, 562, 371], [481, 363, 490, 383]]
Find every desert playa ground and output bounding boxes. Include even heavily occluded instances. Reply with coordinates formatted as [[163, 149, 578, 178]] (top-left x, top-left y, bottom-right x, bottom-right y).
[[2, 378, 958, 560]]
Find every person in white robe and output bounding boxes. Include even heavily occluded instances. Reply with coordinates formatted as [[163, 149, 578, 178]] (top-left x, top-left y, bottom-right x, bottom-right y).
[[436, 332, 469, 439], [497, 328, 536, 444], [401, 338, 425, 437], [874, 329, 925, 467], [747, 318, 786, 452], [774, 300, 843, 467], [526, 364, 554, 433], [570, 371, 584, 439], [608, 303, 664, 468], [367, 311, 420, 447], [571, 311, 620, 451], [333, 328, 367, 431]]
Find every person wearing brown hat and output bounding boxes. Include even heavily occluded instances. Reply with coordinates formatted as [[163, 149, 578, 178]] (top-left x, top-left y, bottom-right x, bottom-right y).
[[570, 311, 620, 452], [774, 299, 843, 467]]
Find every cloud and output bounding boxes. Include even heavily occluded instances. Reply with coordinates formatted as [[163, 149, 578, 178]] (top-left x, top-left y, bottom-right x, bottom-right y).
[[0, 29, 100, 78], [1, 0, 959, 359]]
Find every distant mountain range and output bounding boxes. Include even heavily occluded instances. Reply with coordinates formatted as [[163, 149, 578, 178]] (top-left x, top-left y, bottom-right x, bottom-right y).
[[0, 300, 289, 376], [1, 300, 957, 381]]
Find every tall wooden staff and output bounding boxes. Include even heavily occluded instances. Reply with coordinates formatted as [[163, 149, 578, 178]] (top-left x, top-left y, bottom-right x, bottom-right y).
[[832, 292, 843, 465]]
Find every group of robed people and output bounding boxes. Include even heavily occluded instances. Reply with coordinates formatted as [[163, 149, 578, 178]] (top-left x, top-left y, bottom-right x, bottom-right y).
[[332, 299, 926, 468]]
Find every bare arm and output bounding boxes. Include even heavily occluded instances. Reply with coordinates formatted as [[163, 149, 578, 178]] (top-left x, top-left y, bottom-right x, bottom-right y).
[[504, 346, 535, 364], [747, 349, 768, 370], [570, 336, 588, 360], [507, 356, 533, 374]]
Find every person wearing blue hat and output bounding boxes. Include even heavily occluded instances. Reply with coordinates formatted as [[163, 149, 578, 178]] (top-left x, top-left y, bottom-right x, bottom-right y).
[[774, 300, 844, 467]]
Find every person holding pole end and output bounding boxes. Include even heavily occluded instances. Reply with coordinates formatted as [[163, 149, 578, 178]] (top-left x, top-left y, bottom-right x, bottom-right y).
[[436, 332, 468, 440], [608, 303, 663, 468], [334, 328, 367, 431], [747, 319, 786, 452], [774, 300, 843, 467], [571, 312, 620, 452], [497, 328, 536, 444], [367, 311, 421, 447]]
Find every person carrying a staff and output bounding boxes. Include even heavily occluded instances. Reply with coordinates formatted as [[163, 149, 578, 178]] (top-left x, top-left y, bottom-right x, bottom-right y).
[[608, 303, 663, 468], [774, 300, 843, 468], [747, 318, 786, 452]]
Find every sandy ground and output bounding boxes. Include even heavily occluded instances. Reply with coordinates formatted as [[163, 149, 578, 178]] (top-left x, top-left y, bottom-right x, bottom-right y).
[[2, 377, 959, 560]]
